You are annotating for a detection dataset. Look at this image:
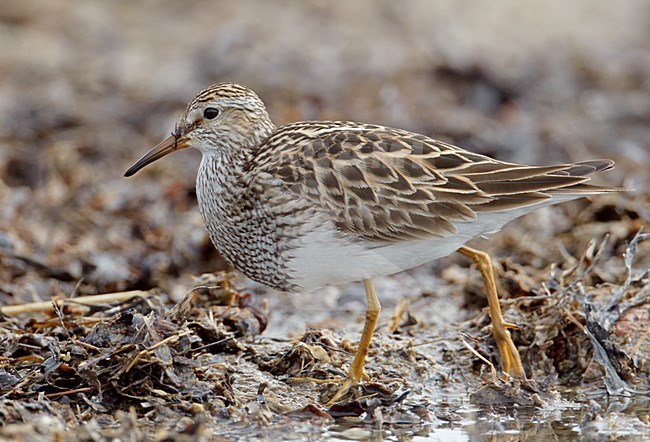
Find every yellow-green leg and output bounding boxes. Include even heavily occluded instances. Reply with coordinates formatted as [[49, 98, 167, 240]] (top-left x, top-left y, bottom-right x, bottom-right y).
[[326, 277, 381, 405], [458, 246, 524, 376]]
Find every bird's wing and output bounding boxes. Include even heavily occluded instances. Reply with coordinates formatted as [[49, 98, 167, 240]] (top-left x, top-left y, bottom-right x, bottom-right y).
[[255, 121, 614, 243]]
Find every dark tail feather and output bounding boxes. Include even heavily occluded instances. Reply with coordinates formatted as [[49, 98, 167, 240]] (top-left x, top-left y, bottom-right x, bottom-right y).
[[563, 159, 615, 176]]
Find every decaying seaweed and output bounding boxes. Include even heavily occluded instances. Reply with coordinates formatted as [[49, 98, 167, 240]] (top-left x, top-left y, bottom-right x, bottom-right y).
[[1, 3, 649, 438], [1, 203, 648, 439]]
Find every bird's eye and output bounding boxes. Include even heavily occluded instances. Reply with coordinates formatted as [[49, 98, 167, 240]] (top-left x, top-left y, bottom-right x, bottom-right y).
[[203, 107, 220, 120]]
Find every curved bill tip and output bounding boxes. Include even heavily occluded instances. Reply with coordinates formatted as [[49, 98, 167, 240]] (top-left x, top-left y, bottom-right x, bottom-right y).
[[124, 133, 187, 177]]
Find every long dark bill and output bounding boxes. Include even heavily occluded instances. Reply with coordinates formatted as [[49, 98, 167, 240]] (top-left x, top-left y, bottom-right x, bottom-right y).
[[124, 130, 188, 177]]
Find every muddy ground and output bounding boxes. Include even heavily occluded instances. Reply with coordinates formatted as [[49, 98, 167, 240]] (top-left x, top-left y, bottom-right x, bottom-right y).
[[1, 1, 649, 440]]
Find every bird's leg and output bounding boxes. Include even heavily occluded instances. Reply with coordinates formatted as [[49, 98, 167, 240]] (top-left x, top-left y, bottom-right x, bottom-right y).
[[457, 246, 524, 377], [326, 277, 381, 405]]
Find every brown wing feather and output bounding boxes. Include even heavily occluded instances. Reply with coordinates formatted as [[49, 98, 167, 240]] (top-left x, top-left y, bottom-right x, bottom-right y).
[[256, 122, 614, 243]]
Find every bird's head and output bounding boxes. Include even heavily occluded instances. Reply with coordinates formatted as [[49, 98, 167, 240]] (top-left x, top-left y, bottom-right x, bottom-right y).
[[125, 83, 274, 177]]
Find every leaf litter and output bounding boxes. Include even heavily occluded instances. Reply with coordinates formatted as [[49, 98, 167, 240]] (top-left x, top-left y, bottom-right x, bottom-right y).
[[1, 204, 648, 439], [1, 3, 649, 439]]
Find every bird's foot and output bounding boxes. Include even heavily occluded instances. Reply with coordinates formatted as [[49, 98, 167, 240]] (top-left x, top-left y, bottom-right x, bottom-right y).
[[325, 376, 357, 406], [491, 319, 524, 377], [289, 370, 369, 406]]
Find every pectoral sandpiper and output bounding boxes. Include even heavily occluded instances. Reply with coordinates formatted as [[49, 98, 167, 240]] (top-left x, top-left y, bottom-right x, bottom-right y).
[[125, 83, 616, 404]]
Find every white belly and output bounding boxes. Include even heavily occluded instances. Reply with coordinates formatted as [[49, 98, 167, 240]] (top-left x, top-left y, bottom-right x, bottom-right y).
[[284, 224, 465, 292], [283, 195, 580, 292]]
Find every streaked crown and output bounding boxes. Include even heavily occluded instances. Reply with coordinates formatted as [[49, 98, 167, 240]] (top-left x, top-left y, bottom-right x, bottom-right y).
[[187, 83, 266, 113], [180, 82, 275, 153]]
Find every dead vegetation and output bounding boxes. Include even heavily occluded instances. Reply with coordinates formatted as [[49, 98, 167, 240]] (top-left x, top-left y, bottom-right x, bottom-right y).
[[1, 206, 648, 439], [1, 1, 649, 439]]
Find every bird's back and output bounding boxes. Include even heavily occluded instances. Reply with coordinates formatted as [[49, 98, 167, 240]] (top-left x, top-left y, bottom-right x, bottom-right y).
[[247, 121, 615, 291]]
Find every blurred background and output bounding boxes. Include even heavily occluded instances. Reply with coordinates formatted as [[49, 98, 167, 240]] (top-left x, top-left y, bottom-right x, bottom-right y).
[[0, 1, 648, 329]]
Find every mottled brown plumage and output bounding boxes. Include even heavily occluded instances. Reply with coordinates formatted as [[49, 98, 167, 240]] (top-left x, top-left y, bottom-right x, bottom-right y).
[[255, 121, 613, 243], [125, 82, 618, 404]]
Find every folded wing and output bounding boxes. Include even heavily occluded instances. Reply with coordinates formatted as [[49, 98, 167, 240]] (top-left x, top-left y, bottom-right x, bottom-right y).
[[257, 121, 614, 243]]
